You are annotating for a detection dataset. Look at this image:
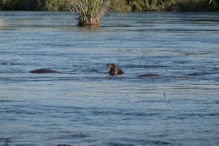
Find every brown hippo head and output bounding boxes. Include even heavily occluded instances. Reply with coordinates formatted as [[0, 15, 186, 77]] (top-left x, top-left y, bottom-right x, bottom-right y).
[[105, 63, 123, 75]]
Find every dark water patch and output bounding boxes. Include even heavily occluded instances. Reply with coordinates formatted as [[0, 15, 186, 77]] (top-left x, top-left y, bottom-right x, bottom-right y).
[[107, 142, 134, 146], [190, 113, 219, 117], [136, 99, 164, 103], [152, 140, 170, 145], [106, 138, 172, 146], [0, 61, 25, 66], [126, 64, 169, 69], [135, 75, 193, 82], [106, 137, 147, 146], [32, 105, 85, 113], [0, 100, 13, 103], [11, 24, 74, 29], [164, 112, 219, 120], [174, 50, 216, 56], [114, 28, 219, 33], [187, 71, 215, 76], [138, 74, 160, 78], [172, 60, 191, 64], [2, 108, 44, 116], [0, 137, 13, 145], [54, 133, 89, 140], [168, 97, 213, 105], [102, 25, 131, 28], [168, 75, 192, 79], [92, 110, 161, 117], [71, 133, 89, 138]]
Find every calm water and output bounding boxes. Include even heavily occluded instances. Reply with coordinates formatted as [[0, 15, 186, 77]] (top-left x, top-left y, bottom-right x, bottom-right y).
[[0, 11, 219, 145]]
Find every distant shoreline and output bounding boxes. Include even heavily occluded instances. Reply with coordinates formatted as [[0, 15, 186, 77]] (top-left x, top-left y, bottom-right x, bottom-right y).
[[0, 0, 219, 12]]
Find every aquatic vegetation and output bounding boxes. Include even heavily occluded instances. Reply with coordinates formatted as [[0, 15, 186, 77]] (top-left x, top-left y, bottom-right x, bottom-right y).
[[68, 0, 110, 26]]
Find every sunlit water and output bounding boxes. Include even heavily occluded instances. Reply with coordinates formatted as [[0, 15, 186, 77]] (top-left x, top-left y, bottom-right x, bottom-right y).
[[0, 11, 219, 145]]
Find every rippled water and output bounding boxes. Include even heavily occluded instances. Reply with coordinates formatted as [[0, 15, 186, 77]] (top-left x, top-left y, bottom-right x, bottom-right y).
[[0, 11, 219, 145]]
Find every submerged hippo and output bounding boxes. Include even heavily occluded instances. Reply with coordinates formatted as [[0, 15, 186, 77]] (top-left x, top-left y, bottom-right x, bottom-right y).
[[138, 74, 160, 77], [104, 63, 123, 75], [30, 68, 58, 73]]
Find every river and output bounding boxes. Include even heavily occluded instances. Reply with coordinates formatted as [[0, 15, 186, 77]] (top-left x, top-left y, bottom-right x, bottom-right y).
[[0, 11, 219, 145]]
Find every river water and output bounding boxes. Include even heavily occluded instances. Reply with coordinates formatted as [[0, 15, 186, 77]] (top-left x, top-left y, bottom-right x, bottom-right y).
[[0, 11, 219, 145]]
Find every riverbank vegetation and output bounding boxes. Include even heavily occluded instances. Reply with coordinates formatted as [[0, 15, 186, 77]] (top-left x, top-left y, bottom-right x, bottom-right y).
[[0, 0, 219, 11], [0, 0, 68, 11]]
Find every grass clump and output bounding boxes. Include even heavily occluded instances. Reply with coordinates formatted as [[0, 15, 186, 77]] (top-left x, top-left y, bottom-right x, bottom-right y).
[[69, 0, 109, 26]]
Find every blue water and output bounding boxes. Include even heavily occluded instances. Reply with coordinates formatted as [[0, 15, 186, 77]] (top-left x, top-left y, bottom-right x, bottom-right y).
[[0, 11, 219, 145]]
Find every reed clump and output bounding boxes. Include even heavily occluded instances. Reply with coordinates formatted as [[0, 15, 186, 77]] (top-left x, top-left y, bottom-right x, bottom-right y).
[[69, 0, 110, 26]]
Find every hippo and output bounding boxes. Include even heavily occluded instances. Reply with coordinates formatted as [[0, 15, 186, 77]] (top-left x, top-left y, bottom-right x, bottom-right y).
[[138, 74, 160, 77], [104, 63, 123, 75], [29, 68, 58, 73]]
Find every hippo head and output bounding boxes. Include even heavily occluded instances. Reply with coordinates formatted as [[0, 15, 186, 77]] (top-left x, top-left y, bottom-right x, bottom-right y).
[[107, 63, 116, 69]]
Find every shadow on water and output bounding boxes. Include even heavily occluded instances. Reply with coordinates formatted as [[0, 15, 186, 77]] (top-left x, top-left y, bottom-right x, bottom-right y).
[[0, 137, 12, 146]]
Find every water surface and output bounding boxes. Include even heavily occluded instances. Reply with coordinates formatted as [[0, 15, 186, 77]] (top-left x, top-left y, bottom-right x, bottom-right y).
[[0, 11, 219, 145]]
